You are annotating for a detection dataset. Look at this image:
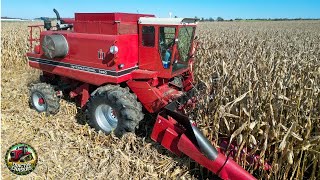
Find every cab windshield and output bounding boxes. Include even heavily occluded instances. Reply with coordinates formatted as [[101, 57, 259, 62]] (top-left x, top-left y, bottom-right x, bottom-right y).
[[173, 26, 195, 72]]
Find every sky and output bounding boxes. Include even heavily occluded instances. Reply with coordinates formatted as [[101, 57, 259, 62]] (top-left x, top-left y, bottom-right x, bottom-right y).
[[1, 0, 320, 20]]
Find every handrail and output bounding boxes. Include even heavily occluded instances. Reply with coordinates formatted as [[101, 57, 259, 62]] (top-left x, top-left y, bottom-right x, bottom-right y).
[[28, 25, 43, 52]]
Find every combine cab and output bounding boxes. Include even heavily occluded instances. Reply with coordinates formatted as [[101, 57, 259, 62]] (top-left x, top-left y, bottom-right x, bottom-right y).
[[27, 9, 257, 179]]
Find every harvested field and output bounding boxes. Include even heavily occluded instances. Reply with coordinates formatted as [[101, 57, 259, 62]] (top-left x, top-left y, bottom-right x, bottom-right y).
[[1, 21, 320, 179]]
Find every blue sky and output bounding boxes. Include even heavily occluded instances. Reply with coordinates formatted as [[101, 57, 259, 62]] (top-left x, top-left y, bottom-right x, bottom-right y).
[[1, 0, 319, 19]]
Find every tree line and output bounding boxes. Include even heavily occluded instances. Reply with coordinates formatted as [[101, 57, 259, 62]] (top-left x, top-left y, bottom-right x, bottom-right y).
[[193, 16, 320, 22]]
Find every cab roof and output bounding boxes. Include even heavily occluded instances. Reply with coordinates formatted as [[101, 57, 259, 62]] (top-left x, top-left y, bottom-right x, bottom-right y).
[[138, 17, 199, 25]]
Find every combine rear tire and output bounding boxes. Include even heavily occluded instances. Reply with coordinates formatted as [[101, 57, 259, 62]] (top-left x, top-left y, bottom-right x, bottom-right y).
[[86, 85, 144, 137], [30, 83, 60, 114]]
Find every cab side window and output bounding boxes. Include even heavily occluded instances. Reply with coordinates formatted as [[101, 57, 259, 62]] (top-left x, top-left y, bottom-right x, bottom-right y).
[[142, 26, 155, 47], [159, 27, 176, 67]]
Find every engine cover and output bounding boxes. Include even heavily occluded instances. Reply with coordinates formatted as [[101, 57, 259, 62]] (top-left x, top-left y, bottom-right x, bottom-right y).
[[42, 34, 68, 59]]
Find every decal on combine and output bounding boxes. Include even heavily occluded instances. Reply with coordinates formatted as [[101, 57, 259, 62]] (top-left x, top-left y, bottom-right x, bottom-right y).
[[28, 57, 137, 77], [98, 49, 105, 60]]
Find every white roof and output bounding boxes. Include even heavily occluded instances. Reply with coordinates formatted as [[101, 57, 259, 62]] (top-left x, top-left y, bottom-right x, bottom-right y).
[[138, 17, 198, 25]]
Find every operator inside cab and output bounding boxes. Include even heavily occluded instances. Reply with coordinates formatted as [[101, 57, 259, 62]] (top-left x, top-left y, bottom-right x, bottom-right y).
[[159, 27, 175, 69]]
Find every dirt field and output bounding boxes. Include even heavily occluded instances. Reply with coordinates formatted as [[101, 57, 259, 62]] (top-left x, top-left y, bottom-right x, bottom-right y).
[[1, 21, 320, 179]]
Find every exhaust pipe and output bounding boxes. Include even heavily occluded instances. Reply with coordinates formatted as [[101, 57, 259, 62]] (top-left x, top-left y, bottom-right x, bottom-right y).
[[53, 8, 61, 21], [53, 8, 62, 30], [52, 8, 72, 30]]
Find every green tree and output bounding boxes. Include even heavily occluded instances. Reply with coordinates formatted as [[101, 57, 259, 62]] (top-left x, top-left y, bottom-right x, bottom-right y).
[[216, 17, 224, 21]]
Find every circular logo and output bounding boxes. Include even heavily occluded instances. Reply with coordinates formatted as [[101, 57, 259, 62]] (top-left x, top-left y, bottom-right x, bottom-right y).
[[5, 143, 38, 175]]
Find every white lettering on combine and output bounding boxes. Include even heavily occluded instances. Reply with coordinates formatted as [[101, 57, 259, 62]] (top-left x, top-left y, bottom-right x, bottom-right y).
[[70, 65, 96, 73], [98, 69, 109, 75]]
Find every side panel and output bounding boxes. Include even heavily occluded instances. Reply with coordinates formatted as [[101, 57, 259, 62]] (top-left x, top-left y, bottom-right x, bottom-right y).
[[66, 32, 116, 69], [40, 31, 138, 72], [30, 31, 139, 85], [73, 21, 117, 35], [67, 33, 138, 71], [116, 35, 139, 68], [27, 54, 135, 86]]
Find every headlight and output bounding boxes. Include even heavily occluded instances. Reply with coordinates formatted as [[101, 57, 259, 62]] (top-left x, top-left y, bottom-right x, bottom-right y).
[[109, 45, 118, 54]]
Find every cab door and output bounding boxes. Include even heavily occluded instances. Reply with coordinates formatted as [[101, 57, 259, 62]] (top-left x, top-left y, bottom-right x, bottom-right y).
[[138, 25, 171, 78]]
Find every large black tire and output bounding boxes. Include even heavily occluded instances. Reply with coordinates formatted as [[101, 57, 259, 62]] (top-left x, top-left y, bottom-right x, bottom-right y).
[[86, 85, 144, 137], [30, 83, 60, 114]]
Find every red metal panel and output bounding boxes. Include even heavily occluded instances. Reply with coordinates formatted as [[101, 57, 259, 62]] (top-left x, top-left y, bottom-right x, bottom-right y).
[[118, 22, 139, 34], [66, 32, 117, 67], [75, 13, 116, 21], [151, 112, 256, 179], [99, 22, 118, 34], [116, 35, 139, 68], [161, 128, 180, 155], [126, 80, 167, 113], [28, 56, 132, 86], [74, 21, 117, 34], [127, 80, 183, 113], [178, 135, 256, 180], [66, 32, 138, 70], [28, 28, 139, 86], [182, 70, 194, 91], [74, 21, 138, 35], [131, 69, 158, 79], [39, 30, 138, 72], [69, 83, 90, 108], [151, 115, 171, 143], [74, 13, 154, 35], [151, 113, 184, 156]]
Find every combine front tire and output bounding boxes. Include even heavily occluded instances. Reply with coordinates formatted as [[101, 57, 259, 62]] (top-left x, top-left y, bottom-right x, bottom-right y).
[[30, 83, 60, 114], [86, 85, 144, 137]]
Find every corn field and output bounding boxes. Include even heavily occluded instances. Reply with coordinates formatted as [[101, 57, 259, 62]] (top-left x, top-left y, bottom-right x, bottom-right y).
[[1, 21, 320, 179]]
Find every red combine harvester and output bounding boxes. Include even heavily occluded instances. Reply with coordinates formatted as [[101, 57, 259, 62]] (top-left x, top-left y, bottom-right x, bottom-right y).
[[9, 146, 32, 162], [27, 9, 256, 179]]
